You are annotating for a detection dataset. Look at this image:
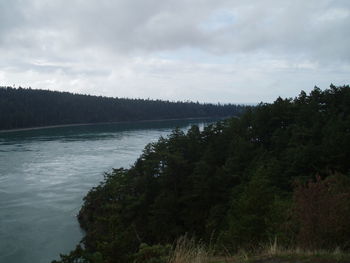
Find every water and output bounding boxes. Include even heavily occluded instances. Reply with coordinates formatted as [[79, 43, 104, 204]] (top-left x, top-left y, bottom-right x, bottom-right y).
[[0, 119, 214, 263]]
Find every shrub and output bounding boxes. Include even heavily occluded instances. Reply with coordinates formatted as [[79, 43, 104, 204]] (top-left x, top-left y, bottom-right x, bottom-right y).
[[293, 174, 350, 250], [133, 243, 171, 263]]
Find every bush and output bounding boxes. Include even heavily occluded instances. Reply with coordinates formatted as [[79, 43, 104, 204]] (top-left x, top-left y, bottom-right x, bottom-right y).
[[293, 174, 350, 250], [133, 243, 171, 263]]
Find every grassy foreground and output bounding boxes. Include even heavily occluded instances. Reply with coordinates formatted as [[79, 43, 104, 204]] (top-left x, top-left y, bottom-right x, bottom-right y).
[[169, 237, 350, 263]]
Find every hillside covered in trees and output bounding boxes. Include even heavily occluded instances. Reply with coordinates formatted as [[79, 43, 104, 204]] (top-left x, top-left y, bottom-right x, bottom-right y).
[[0, 87, 245, 131], [54, 85, 350, 263]]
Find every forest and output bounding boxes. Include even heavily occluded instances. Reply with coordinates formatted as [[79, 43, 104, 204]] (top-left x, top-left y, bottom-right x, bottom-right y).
[[53, 85, 350, 263], [0, 87, 245, 130]]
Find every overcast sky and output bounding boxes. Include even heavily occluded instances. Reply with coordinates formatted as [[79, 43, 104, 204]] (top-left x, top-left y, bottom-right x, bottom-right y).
[[0, 0, 349, 103]]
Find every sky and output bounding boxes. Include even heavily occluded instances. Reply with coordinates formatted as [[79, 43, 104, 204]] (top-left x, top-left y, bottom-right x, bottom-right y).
[[0, 0, 349, 103]]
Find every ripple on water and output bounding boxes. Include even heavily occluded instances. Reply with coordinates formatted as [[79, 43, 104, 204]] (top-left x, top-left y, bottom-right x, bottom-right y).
[[0, 119, 215, 263]]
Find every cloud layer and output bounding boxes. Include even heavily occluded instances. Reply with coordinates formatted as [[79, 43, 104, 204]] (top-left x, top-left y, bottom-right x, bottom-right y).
[[0, 0, 349, 103]]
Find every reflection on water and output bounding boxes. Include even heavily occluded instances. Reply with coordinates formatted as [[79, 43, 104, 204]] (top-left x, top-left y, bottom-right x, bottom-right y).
[[0, 119, 215, 263], [0, 120, 210, 143]]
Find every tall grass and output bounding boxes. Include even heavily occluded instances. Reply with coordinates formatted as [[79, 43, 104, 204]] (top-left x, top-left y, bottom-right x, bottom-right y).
[[244, 238, 350, 263], [169, 236, 210, 263], [168, 236, 350, 263]]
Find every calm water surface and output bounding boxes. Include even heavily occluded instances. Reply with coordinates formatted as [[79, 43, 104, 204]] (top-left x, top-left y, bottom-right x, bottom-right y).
[[0, 119, 214, 263]]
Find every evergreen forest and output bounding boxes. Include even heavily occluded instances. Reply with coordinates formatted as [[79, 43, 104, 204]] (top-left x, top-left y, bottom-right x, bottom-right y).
[[0, 87, 245, 131], [52, 85, 350, 263]]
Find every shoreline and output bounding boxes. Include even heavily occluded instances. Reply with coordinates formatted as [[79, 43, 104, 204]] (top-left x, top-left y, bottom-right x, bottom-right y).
[[0, 116, 227, 134]]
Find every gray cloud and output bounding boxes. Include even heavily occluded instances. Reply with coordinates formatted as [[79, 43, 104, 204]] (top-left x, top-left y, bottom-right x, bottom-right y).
[[0, 0, 349, 103]]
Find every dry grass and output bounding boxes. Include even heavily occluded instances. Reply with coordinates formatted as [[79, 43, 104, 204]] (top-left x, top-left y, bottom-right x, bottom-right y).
[[260, 238, 348, 259], [169, 236, 211, 263], [242, 238, 350, 263], [169, 237, 350, 263]]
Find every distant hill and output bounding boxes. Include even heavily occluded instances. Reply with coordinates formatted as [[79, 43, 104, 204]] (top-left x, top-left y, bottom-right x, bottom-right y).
[[0, 87, 246, 130]]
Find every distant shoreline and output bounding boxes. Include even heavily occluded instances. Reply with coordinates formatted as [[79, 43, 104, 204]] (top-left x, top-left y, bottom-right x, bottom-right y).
[[0, 116, 226, 134]]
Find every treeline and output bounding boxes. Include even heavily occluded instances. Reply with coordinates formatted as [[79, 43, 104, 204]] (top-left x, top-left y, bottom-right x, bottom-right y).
[[54, 85, 350, 263], [0, 86, 246, 130]]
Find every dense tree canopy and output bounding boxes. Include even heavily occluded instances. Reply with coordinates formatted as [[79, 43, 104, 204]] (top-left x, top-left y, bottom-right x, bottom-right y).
[[53, 85, 350, 263], [0, 87, 245, 130]]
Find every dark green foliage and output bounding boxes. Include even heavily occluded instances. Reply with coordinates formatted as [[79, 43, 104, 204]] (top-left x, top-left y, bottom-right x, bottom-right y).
[[51, 245, 103, 263], [0, 87, 245, 130], [53, 85, 350, 263], [222, 172, 290, 250], [133, 243, 171, 263]]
